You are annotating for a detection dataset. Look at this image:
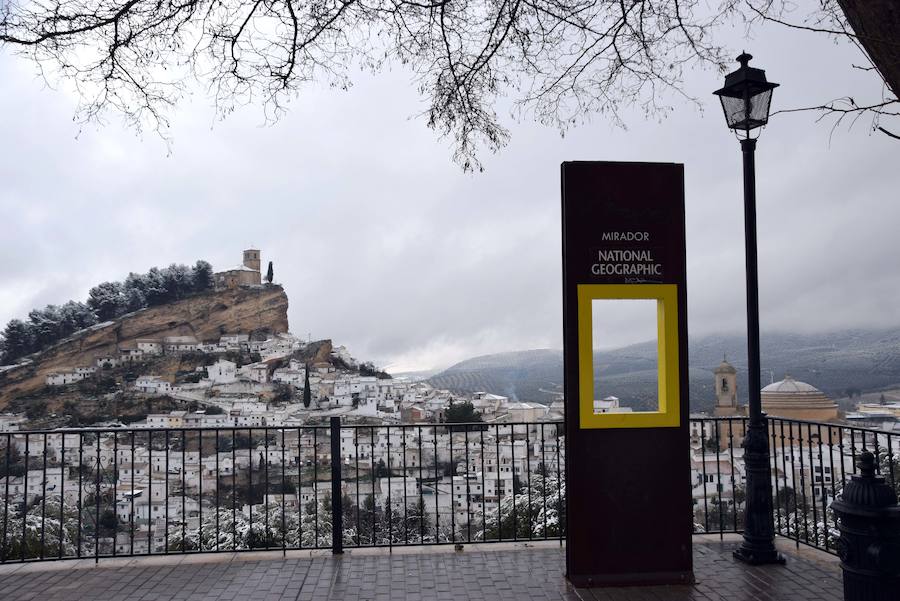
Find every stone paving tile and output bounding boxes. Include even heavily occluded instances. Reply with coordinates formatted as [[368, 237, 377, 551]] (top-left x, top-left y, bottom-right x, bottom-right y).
[[0, 542, 843, 601]]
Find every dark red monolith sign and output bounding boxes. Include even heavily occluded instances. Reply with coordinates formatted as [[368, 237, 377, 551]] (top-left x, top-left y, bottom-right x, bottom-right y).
[[562, 161, 693, 586]]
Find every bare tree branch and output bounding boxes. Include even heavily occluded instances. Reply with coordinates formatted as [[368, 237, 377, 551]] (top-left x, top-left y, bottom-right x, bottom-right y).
[[744, 0, 899, 143], [1, 0, 897, 168], [877, 126, 900, 141], [772, 99, 900, 117]]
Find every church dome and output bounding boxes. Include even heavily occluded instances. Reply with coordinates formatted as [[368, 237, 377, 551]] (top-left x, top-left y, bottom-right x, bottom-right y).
[[761, 375, 838, 421], [762, 375, 820, 394]]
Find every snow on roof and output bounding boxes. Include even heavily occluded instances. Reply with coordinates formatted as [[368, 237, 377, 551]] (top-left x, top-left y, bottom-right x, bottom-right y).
[[507, 402, 546, 410], [0, 363, 27, 373], [761, 375, 821, 394], [845, 412, 891, 420]]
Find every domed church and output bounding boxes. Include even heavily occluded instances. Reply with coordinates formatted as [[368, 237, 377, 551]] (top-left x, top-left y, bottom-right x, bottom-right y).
[[761, 375, 838, 421], [710, 360, 839, 423]]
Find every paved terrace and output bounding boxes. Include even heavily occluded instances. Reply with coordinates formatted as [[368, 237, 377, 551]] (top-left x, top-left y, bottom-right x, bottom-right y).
[[0, 536, 842, 601]]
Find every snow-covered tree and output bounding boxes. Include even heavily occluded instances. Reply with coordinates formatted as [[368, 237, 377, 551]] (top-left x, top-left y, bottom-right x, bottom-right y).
[[166, 503, 301, 551], [160, 264, 194, 302], [0, 497, 85, 560], [162, 496, 360, 552], [774, 505, 838, 550], [1, 257, 215, 365], [192, 260, 215, 292], [58, 301, 97, 334], [300, 494, 337, 548], [87, 281, 126, 321], [123, 288, 147, 314], [27, 305, 63, 348], [0, 318, 34, 363], [142, 267, 168, 306], [482, 473, 566, 540]]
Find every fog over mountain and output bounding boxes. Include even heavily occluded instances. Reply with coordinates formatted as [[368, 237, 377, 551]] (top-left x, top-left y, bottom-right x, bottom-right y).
[[427, 328, 900, 412]]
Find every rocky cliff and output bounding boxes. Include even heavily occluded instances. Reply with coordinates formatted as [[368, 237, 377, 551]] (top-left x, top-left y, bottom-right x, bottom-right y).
[[0, 285, 289, 407]]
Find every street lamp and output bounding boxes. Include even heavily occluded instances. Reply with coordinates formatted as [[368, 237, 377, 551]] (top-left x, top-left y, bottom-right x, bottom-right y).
[[714, 52, 784, 565]]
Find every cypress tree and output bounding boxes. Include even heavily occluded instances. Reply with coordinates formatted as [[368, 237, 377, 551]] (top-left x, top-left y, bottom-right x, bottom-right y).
[[266, 261, 274, 284], [303, 364, 311, 408]]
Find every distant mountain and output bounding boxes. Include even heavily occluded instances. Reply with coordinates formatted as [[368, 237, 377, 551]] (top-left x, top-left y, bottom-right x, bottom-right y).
[[428, 349, 565, 403], [427, 328, 900, 412], [389, 368, 444, 381]]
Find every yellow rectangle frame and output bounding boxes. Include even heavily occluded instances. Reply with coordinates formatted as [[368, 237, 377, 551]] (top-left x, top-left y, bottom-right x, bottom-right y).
[[577, 283, 681, 429]]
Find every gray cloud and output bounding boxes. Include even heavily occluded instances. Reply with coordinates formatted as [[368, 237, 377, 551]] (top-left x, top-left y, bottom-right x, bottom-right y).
[[0, 20, 897, 373]]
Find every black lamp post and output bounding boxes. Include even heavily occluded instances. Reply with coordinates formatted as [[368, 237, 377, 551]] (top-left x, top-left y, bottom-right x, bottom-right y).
[[714, 52, 784, 565]]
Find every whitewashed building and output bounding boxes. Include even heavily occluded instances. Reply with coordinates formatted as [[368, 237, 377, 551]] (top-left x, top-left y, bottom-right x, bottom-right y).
[[208, 359, 238, 384], [376, 476, 419, 508], [273, 367, 305, 386], [136, 339, 163, 355], [244, 362, 269, 384], [471, 392, 507, 417], [95, 356, 120, 368], [506, 402, 550, 423], [0, 413, 25, 432], [146, 412, 186, 428], [135, 376, 173, 394], [163, 336, 200, 353], [220, 334, 249, 349], [46, 371, 89, 386]]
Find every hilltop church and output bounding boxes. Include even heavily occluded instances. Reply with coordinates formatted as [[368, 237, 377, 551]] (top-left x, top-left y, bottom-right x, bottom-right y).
[[215, 248, 263, 289]]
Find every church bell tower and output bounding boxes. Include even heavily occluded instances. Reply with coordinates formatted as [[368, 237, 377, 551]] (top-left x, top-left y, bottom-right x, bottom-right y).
[[243, 248, 261, 272], [713, 358, 738, 416]]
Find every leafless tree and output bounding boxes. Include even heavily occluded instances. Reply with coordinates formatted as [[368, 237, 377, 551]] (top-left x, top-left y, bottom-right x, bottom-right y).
[[746, 1, 899, 142], [1, 0, 896, 169]]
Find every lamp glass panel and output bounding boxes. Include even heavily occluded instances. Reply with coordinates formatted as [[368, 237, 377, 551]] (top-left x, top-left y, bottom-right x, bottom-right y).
[[719, 95, 747, 129], [719, 89, 772, 130], [748, 89, 773, 126]]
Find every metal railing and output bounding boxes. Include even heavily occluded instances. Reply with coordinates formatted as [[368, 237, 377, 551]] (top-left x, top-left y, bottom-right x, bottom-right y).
[[690, 416, 900, 556], [0, 418, 565, 562], [4, 414, 896, 563]]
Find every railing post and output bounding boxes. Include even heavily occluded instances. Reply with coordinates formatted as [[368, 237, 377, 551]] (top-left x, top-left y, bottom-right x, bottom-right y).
[[330, 417, 343, 555]]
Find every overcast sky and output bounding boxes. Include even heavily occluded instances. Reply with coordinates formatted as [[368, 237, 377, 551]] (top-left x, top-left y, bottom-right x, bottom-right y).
[[1, 16, 897, 373]]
